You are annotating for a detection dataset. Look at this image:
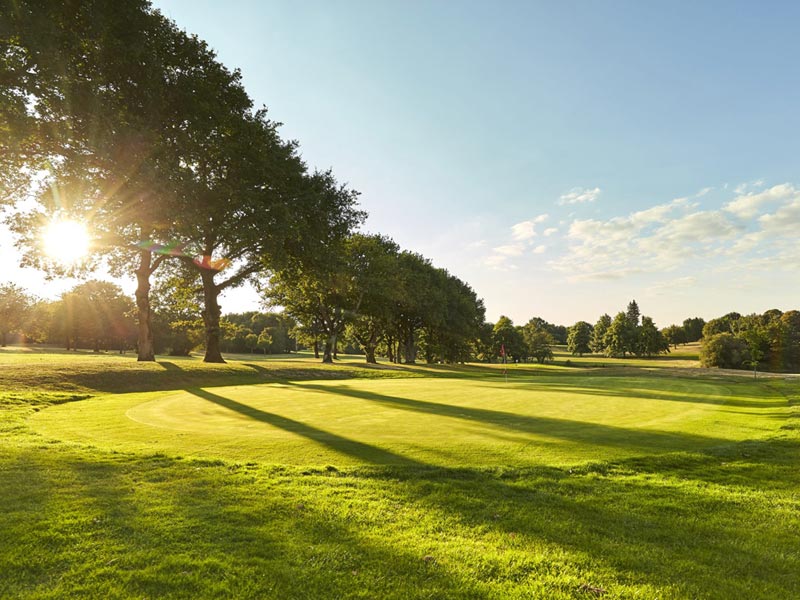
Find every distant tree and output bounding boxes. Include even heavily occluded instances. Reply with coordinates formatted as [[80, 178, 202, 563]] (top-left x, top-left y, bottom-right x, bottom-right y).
[[244, 332, 259, 354], [522, 320, 555, 363], [682, 317, 706, 343], [525, 316, 567, 344], [344, 234, 402, 364], [624, 300, 641, 355], [392, 252, 450, 364], [567, 321, 592, 356], [780, 311, 800, 372], [662, 324, 687, 348], [23, 300, 55, 344], [150, 274, 203, 356], [700, 333, 748, 369], [626, 300, 641, 327], [0, 284, 33, 346], [591, 314, 612, 354], [639, 316, 669, 357], [256, 330, 273, 355], [59, 281, 135, 352], [702, 313, 741, 338], [472, 322, 495, 362], [420, 272, 485, 364], [492, 316, 526, 362], [604, 312, 630, 357]]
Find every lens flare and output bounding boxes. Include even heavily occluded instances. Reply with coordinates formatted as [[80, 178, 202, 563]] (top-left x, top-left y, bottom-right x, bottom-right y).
[[43, 219, 90, 265]]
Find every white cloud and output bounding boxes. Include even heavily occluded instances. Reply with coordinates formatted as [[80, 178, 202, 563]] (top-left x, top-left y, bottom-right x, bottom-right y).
[[492, 243, 525, 257], [534, 213, 549, 223], [552, 195, 744, 281], [758, 195, 800, 235], [532, 245, 546, 254], [543, 227, 558, 236], [482, 254, 519, 271], [510, 221, 536, 241], [695, 187, 713, 197], [734, 179, 765, 195], [558, 187, 601, 206], [724, 183, 798, 219]]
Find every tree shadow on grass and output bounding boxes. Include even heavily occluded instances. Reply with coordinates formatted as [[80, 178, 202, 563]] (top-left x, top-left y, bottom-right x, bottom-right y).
[[0, 449, 479, 599], [469, 375, 787, 409], [286, 382, 736, 455], [187, 387, 424, 467], [520, 382, 785, 410], [4, 434, 798, 600]]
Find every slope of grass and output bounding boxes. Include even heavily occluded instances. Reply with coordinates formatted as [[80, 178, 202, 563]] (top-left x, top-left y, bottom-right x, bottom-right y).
[[1, 350, 798, 599]]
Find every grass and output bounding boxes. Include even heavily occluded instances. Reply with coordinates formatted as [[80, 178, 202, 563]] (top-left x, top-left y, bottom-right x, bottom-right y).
[[1, 347, 798, 599]]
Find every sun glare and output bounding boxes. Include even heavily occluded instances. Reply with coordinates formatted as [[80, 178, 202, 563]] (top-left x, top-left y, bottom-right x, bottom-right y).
[[43, 219, 90, 265]]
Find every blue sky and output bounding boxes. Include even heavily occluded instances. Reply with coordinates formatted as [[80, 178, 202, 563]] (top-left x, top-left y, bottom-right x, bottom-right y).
[[5, 1, 800, 327]]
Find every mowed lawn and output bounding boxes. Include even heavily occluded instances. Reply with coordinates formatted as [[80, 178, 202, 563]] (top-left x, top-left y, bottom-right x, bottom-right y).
[[31, 375, 786, 467], [2, 349, 799, 599]]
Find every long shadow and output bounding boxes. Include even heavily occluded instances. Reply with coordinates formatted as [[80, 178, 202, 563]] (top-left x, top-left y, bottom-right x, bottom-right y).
[[286, 382, 736, 453], [157, 361, 184, 372], [473, 378, 787, 409], [187, 387, 424, 466]]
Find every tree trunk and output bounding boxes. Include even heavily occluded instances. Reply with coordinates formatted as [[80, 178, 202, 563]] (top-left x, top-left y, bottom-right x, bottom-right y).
[[200, 269, 225, 363], [322, 337, 334, 363], [313, 340, 319, 359], [365, 345, 377, 364], [404, 330, 416, 364], [1, 331, 5, 347], [386, 336, 394, 363], [135, 252, 156, 361]]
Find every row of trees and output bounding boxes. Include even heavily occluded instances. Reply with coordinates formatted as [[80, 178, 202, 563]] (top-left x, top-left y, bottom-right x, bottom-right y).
[[0, 281, 136, 352], [699, 310, 800, 372], [565, 301, 670, 359], [268, 234, 485, 364], [486, 317, 557, 364], [0, 280, 299, 356], [6, 277, 800, 375]]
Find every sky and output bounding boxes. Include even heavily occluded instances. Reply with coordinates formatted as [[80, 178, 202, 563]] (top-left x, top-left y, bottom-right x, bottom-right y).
[[4, 1, 800, 327]]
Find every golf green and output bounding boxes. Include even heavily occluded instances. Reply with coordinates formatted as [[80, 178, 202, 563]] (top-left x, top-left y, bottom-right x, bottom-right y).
[[30, 375, 787, 467]]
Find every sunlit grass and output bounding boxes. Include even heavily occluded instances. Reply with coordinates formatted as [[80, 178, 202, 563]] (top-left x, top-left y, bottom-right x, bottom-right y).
[[1, 349, 798, 599]]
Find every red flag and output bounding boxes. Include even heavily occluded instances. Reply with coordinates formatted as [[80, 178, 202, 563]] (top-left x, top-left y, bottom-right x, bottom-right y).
[[500, 344, 506, 358]]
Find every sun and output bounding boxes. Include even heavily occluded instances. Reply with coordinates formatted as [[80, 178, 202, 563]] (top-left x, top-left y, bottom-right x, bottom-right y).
[[43, 219, 90, 265]]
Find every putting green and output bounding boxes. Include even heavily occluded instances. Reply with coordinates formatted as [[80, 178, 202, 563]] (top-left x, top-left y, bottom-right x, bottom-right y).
[[30, 375, 788, 467]]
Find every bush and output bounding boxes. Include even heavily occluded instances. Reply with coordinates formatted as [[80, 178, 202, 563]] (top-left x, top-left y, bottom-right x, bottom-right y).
[[700, 333, 749, 369]]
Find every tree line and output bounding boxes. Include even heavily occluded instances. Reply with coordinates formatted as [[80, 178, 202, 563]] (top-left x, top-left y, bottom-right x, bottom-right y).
[[3, 3, 800, 373], [697, 310, 800, 372]]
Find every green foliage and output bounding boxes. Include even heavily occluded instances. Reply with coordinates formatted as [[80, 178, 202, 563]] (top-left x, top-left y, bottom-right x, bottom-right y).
[[700, 333, 749, 369], [604, 312, 630, 357], [491, 316, 525, 362], [566, 321, 592, 356], [682, 317, 706, 342], [639, 316, 669, 357], [56, 280, 136, 352], [0, 283, 32, 346], [591, 313, 612, 353], [522, 320, 555, 363], [699, 310, 800, 373], [662, 324, 687, 348]]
